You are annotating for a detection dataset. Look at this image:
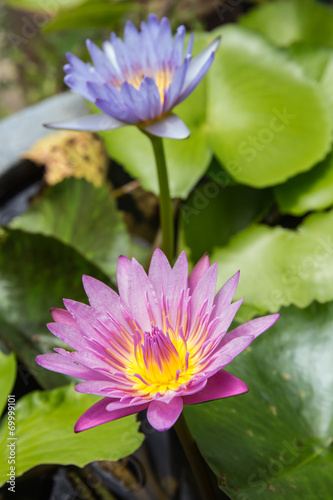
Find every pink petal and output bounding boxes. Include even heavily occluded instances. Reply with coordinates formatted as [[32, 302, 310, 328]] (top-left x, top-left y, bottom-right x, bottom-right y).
[[116, 256, 132, 306], [220, 314, 280, 347], [74, 398, 149, 432], [147, 397, 183, 431], [47, 323, 90, 351], [189, 263, 218, 331], [211, 271, 240, 319], [208, 298, 244, 341], [82, 275, 130, 332], [50, 308, 77, 326], [188, 253, 210, 294], [35, 353, 110, 380], [183, 370, 248, 405], [206, 337, 254, 374], [128, 258, 162, 331], [149, 250, 188, 328]]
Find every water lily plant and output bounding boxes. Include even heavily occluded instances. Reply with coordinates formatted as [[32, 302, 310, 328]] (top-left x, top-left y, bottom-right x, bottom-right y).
[[36, 249, 279, 433], [46, 14, 220, 139]]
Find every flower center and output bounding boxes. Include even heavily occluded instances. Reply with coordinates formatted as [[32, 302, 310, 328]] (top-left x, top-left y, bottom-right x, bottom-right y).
[[128, 325, 191, 395], [112, 65, 175, 105]]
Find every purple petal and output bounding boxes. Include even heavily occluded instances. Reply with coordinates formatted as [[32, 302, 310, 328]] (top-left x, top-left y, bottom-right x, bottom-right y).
[[211, 271, 240, 319], [189, 263, 218, 331], [120, 77, 162, 122], [208, 298, 244, 341], [188, 253, 210, 294], [221, 314, 280, 347], [47, 323, 90, 351], [148, 249, 188, 329], [183, 370, 248, 405], [75, 380, 117, 396], [44, 114, 126, 131], [116, 256, 132, 306], [74, 398, 149, 432], [35, 353, 110, 380], [140, 113, 190, 139], [50, 308, 77, 327], [147, 397, 183, 431], [171, 25, 186, 67], [163, 55, 191, 113], [128, 258, 162, 331], [177, 36, 221, 104]]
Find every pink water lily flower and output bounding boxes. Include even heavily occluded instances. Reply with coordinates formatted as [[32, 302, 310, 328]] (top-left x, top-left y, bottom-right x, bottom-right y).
[[45, 14, 220, 139], [36, 250, 279, 432]]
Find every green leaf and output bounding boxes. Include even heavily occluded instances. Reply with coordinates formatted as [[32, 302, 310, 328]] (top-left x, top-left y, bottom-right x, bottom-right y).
[[184, 301, 333, 499], [179, 180, 272, 263], [44, 1, 137, 31], [240, 0, 333, 48], [211, 208, 333, 321], [274, 150, 333, 215], [100, 34, 212, 199], [3, 0, 87, 12], [0, 352, 16, 415], [0, 229, 111, 389], [206, 25, 332, 187], [10, 178, 143, 278], [0, 384, 144, 486]]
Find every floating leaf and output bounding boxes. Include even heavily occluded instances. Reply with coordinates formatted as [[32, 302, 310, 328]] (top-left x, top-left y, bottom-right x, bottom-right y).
[[0, 352, 16, 415], [211, 208, 333, 321], [0, 384, 144, 486], [0, 229, 110, 388], [10, 178, 140, 277], [240, 0, 333, 48], [44, 1, 138, 31], [274, 151, 333, 215], [3, 0, 86, 12], [185, 301, 333, 499], [206, 25, 332, 187], [179, 181, 272, 262]]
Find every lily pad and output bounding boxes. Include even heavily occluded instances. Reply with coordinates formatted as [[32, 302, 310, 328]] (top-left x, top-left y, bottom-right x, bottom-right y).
[[0, 384, 144, 486], [10, 178, 139, 278], [274, 150, 333, 215], [44, 1, 139, 31], [0, 352, 16, 415], [180, 180, 272, 262], [0, 229, 110, 389], [206, 25, 332, 187], [211, 208, 333, 321], [184, 301, 333, 499], [240, 0, 333, 48]]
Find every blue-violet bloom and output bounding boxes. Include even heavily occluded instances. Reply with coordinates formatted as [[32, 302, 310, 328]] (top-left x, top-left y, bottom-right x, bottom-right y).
[[46, 14, 220, 139]]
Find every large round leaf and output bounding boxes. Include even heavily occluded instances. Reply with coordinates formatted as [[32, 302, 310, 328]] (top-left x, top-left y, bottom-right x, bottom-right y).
[[0, 384, 143, 486], [10, 178, 142, 278], [240, 0, 333, 48], [274, 150, 333, 215], [211, 208, 333, 321], [206, 25, 332, 187], [100, 34, 212, 199], [0, 352, 16, 416], [184, 301, 333, 498], [0, 229, 110, 389], [179, 180, 272, 262]]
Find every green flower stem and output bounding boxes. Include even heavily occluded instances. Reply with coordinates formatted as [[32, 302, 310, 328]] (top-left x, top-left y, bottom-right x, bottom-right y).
[[147, 134, 174, 263], [174, 413, 218, 500]]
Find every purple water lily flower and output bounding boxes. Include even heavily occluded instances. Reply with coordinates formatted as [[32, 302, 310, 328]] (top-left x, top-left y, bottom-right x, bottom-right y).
[[45, 14, 220, 139], [36, 249, 279, 432]]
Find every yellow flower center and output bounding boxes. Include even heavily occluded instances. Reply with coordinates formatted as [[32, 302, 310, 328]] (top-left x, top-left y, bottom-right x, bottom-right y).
[[127, 325, 193, 396]]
